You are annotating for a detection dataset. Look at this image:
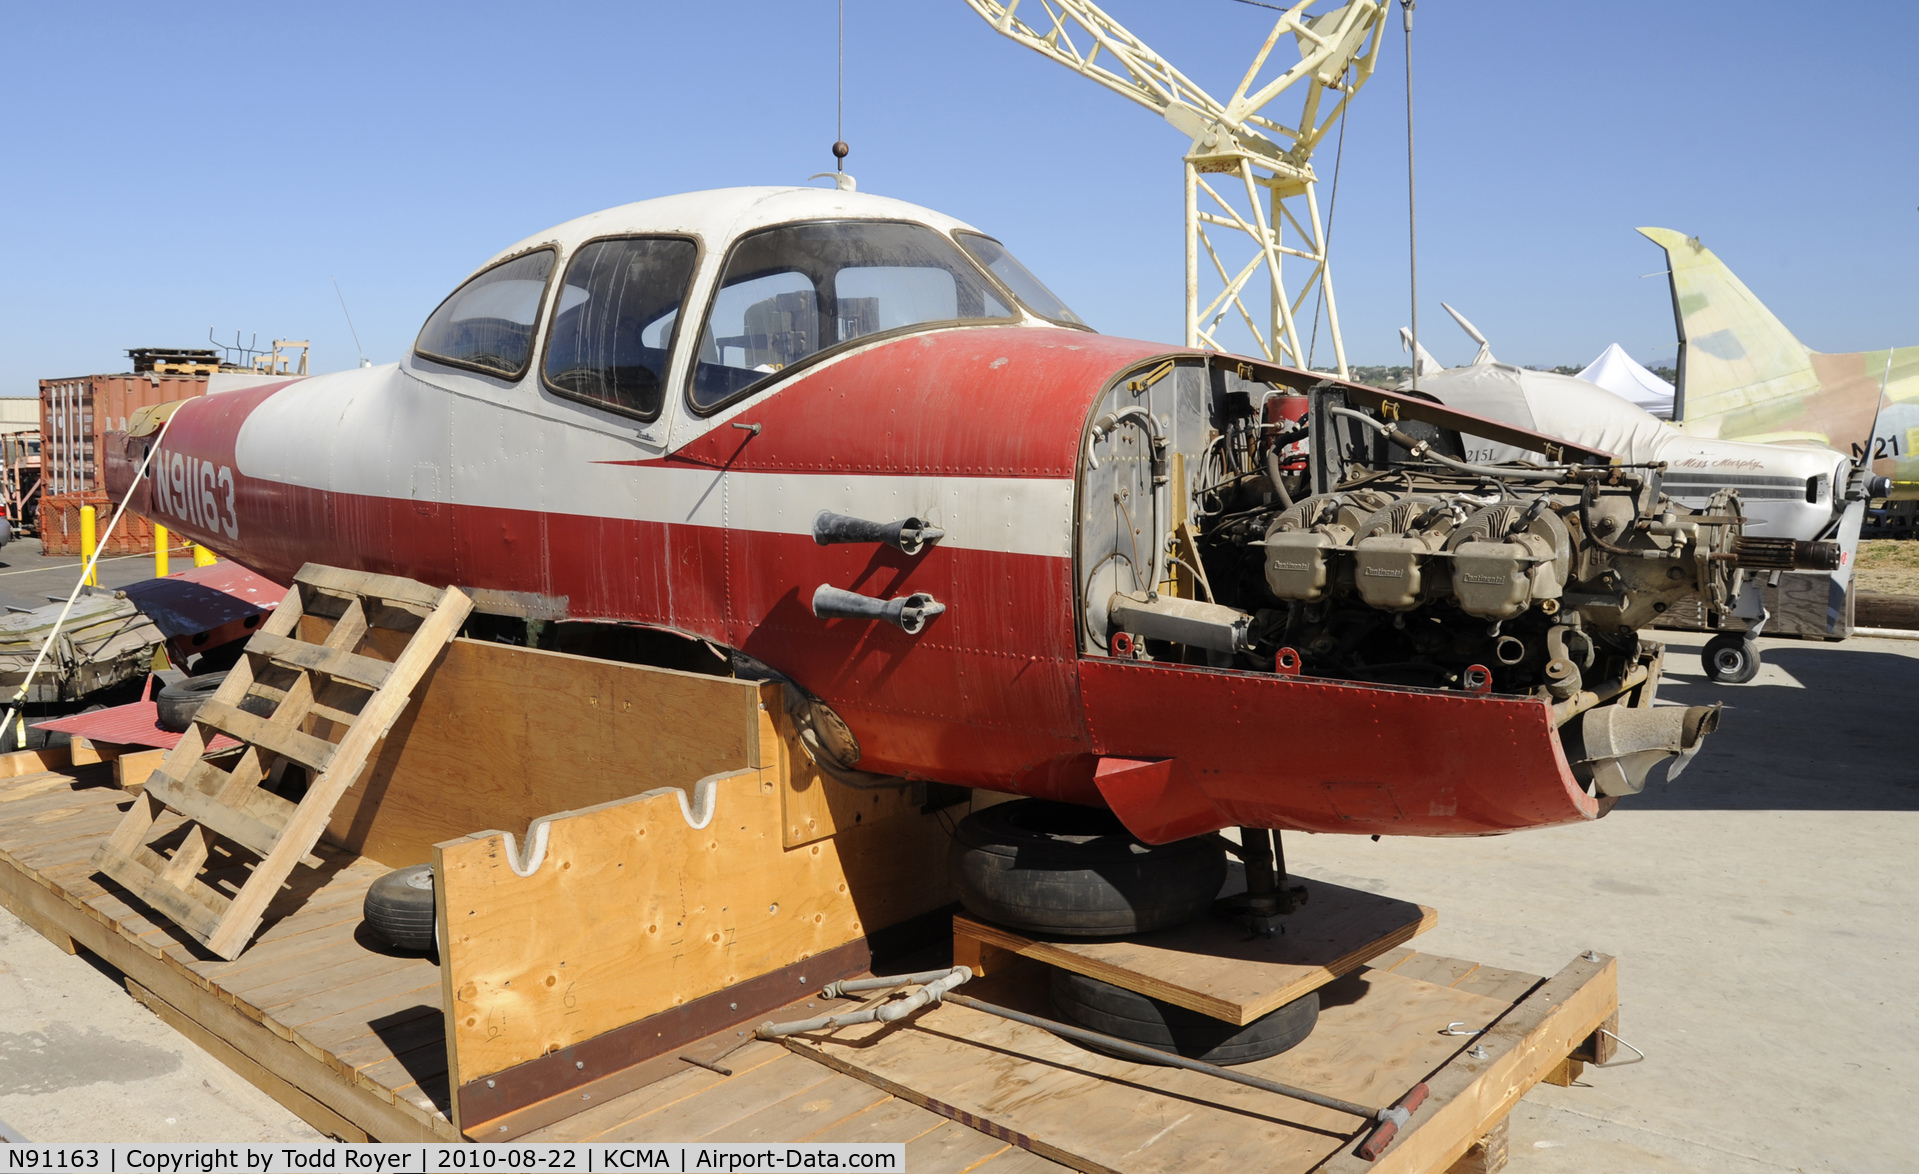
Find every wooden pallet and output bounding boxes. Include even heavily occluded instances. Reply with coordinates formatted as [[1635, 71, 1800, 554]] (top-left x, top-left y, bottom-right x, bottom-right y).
[[771, 947, 1616, 1174], [90, 564, 472, 959], [0, 765, 454, 1140]]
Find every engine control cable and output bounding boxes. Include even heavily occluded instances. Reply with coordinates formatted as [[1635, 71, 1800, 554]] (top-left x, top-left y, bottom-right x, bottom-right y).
[[1327, 405, 1570, 482]]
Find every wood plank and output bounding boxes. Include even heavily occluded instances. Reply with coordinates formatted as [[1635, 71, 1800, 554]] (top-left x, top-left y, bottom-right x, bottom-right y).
[[954, 876, 1437, 1025], [972, 1148, 1070, 1174], [435, 765, 958, 1090], [247, 631, 392, 692], [804, 1096, 949, 1146], [296, 563, 447, 611], [1451, 964, 1542, 1006], [0, 872, 76, 952], [523, 1061, 742, 1142], [145, 770, 314, 864], [0, 747, 72, 779], [1388, 953, 1480, 990], [701, 1071, 893, 1142], [782, 962, 1511, 1174], [595, 1053, 836, 1142], [93, 844, 229, 942], [0, 846, 448, 1140], [325, 641, 771, 869], [1444, 1116, 1508, 1174], [1318, 954, 1618, 1174], [125, 979, 371, 1142], [115, 748, 169, 791], [195, 700, 339, 773], [902, 1122, 1016, 1174]]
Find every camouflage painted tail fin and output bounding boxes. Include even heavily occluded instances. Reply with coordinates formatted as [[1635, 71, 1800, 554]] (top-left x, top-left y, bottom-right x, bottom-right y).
[[1638, 227, 1819, 439]]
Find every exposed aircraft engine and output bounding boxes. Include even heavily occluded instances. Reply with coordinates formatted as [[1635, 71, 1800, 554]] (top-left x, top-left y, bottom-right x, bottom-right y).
[[1079, 362, 1834, 802], [1234, 476, 1745, 701]]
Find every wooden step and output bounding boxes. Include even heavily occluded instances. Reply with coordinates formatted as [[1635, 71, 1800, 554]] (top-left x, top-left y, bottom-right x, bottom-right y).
[[194, 700, 339, 774], [246, 632, 394, 692], [91, 563, 473, 960]]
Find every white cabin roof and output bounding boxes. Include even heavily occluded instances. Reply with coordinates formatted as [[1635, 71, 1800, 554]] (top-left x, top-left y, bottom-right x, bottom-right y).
[[481, 187, 985, 274]]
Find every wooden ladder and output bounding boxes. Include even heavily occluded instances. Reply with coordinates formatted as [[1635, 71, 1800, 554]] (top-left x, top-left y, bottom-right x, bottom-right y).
[[91, 563, 474, 959]]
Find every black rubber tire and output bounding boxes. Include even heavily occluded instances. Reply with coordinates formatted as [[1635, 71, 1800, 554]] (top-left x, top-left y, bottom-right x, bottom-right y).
[[1049, 967, 1318, 1065], [949, 799, 1227, 937], [1701, 633, 1760, 685], [155, 672, 230, 733], [363, 864, 437, 952]]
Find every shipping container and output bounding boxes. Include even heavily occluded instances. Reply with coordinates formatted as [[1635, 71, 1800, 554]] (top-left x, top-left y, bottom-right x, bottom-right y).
[[38, 373, 210, 554]]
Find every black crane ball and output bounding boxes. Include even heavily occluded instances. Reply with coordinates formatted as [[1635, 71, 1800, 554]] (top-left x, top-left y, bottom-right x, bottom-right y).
[[832, 140, 850, 160]]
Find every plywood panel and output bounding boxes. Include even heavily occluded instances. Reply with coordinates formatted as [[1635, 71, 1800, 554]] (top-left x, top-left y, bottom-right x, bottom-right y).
[[955, 878, 1437, 1025], [436, 763, 958, 1094], [325, 640, 768, 868]]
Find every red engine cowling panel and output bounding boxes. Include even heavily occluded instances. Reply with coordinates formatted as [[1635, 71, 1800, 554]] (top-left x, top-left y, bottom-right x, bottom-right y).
[[1078, 658, 1598, 840]]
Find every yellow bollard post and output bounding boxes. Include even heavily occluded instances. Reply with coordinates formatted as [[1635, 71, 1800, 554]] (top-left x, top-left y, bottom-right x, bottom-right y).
[[193, 544, 217, 567], [79, 506, 98, 587], [154, 525, 170, 578]]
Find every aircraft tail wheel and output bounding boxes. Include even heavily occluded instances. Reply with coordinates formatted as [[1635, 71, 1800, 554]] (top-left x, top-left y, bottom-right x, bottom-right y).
[[363, 864, 437, 952], [949, 799, 1226, 937], [1702, 632, 1761, 685]]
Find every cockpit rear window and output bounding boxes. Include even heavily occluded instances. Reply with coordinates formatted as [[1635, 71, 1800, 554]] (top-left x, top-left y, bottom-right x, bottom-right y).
[[689, 220, 1014, 413], [955, 232, 1086, 327], [542, 236, 698, 420], [414, 248, 555, 379]]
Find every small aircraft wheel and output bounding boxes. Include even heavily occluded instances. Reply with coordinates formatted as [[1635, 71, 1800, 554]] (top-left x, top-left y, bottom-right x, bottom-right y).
[[155, 672, 230, 733], [949, 799, 1226, 937], [363, 864, 437, 952], [1701, 633, 1760, 685], [1049, 967, 1318, 1065]]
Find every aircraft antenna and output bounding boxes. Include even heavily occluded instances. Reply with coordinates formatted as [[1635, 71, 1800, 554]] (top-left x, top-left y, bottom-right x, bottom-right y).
[[1401, 0, 1418, 391], [966, 0, 1388, 379], [332, 276, 369, 368], [835, 0, 849, 173]]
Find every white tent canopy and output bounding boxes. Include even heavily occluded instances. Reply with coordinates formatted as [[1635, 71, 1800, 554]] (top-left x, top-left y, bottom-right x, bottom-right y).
[[1576, 343, 1675, 418]]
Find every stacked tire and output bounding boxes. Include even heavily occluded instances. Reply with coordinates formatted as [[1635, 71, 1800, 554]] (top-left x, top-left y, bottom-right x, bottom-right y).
[[948, 799, 1317, 1065]]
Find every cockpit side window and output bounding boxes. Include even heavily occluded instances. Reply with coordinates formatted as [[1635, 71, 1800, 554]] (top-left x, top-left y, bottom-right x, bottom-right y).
[[414, 248, 556, 379], [542, 236, 698, 420], [688, 220, 1014, 414], [954, 232, 1087, 328]]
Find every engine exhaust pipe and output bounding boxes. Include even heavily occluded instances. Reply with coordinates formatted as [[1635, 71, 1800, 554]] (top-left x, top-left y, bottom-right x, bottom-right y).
[[813, 511, 945, 556], [811, 584, 947, 635]]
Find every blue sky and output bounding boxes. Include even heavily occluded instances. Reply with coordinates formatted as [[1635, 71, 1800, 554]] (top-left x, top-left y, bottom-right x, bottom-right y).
[[3, 1, 1915, 390]]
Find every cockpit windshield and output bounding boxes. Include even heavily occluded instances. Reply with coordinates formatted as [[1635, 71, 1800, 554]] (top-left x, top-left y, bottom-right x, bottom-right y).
[[689, 220, 1015, 413], [955, 232, 1085, 327]]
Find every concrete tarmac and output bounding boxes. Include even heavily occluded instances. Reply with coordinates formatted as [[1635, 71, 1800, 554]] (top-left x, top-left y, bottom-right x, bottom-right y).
[[0, 536, 198, 614], [1298, 629, 1917, 1173], [0, 627, 1909, 1165]]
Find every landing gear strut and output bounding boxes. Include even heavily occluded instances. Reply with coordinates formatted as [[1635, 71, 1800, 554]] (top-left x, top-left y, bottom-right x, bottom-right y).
[[1217, 827, 1309, 934]]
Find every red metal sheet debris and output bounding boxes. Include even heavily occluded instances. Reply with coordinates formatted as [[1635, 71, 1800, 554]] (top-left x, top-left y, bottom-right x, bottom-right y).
[[35, 697, 239, 752], [120, 560, 286, 641]]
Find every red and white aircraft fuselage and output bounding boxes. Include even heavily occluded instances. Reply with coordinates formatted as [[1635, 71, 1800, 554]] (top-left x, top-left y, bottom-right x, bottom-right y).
[[112, 187, 1619, 842]]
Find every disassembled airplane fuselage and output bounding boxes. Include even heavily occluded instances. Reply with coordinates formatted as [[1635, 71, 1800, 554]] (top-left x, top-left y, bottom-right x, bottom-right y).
[[106, 188, 1820, 843]]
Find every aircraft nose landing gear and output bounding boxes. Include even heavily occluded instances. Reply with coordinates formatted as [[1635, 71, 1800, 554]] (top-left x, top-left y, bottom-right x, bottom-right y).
[[1701, 631, 1761, 685], [1216, 827, 1310, 935]]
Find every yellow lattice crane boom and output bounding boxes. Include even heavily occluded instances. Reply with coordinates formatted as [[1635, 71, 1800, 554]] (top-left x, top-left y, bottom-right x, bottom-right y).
[[966, 0, 1385, 377]]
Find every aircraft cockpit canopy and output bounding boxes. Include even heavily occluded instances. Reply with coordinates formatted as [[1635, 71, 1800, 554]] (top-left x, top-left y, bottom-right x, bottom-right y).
[[410, 190, 1089, 425]]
